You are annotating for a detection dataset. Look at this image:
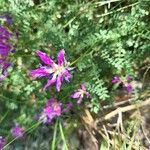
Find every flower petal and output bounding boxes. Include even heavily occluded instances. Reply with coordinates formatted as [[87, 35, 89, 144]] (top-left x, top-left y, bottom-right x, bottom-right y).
[[86, 92, 90, 98], [77, 97, 83, 105], [57, 49, 65, 65], [0, 43, 11, 56], [81, 84, 86, 91], [112, 76, 120, 84], [63, 70, 72, 82], [71, 91, 81, 99], [0, 75, 5, 81], [0, 136, 6, 149], [44, 77, 56, 90], [11, 125, 25, 138], [124, 84, 132, 93], [37, 50, 54, 66], [30, 67, 51, 78], [56, 74, 64, 92]]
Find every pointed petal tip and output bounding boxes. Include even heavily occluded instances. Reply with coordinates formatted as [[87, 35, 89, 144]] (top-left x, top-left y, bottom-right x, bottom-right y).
[[57, 49, 65, 65], [36, 50, 54, 65]]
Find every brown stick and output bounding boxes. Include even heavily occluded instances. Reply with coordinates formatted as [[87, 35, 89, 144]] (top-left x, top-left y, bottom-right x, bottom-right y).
[[104, 98, 150, 120]]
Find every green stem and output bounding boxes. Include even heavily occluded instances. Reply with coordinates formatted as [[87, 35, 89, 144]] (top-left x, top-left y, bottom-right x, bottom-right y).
[[0, 110, 9, 124], [59, 120, 68, 150], [51, 119, 59, 150]]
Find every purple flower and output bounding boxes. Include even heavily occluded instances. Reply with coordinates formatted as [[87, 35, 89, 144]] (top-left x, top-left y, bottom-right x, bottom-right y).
[[112, 76, 120, 84], [124, 83, 132, 93], [30, 49, 73, 91], [71, 84, 90, 104], [39, 98, 62, 124], [0, 136, 6, 150], [0, 26, 12, 57], [0, 18, 17, 81], [112, 75, 133, 93], [11, 125, 25, 138]]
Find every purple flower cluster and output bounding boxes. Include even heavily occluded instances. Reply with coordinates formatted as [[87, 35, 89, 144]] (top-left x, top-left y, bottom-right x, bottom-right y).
[[39, 98, 62, 123], [30, 50, 91, 123], [112, 75, 133, 93], [71, 84, 90, 104], [0, 125, 24, 149], [0, 15, 17, 81], [30, 50, 72, 91], [0, 136, 6, 150], [11, 124, 25, 138]]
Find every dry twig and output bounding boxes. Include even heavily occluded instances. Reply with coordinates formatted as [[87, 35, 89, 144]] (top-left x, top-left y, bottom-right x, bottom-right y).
[[103, 98, 150, 120]]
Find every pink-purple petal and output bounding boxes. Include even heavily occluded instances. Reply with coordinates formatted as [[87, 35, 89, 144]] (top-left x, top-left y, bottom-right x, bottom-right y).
[[37, 50, 54, 65], [0, 43, 11, 56], [81, 84, 86, 91], [0, 136, 6, 149], [11, 125, 25, 138], [86, 92, 90, 98], [112, 76, 120, 84], [71, 91, 81, 99], [124, 84, 132, 93], [57, 49, 65, 65], [0, 75, 5, 81], [56, 74, 63, 92], [63, 70, 72, 82], [40, 98, 62, 124], [77, 97, 83, 105], [30, 67, 51, 78], [44, 78, 56, 90]]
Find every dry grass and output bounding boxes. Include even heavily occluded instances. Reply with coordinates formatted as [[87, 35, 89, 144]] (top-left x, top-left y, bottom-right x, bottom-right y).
[[78, 96, 150, 150]]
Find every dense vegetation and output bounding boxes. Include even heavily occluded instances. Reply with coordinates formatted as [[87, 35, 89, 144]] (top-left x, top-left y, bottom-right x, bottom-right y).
[[0, 0, 150, 149]]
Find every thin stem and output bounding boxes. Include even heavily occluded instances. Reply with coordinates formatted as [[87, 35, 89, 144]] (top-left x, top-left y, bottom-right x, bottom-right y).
[[96, 2, 139, 18], [59, 120, 68, 150], [0, 110, 9, 124], [70, 47, 91, 66], [51, 119, 58, 150]]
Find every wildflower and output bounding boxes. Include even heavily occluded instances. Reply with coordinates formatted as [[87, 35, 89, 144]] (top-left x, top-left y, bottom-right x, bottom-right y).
[[112, 76, 120, 84], [30, 49, 73, 91], [0, 136, 6, 149], [123, 83, 132, 93], [39, 98, 62, 124], [0, 26, 12, 57], [0, 20, 18, 81], [71, 84, 90, 104], [112, 75, 133, 93], [11, 125, 25, 138]]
